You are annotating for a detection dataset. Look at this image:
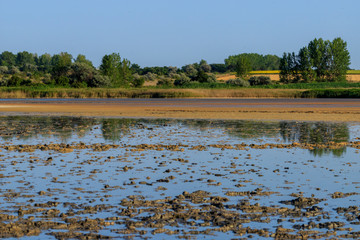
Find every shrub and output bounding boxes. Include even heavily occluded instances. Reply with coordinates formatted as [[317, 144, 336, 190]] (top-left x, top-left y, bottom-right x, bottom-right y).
[[21, 63, 38, 72], [174, 73, 191, 86], [88, 75, 111, 88], [168, 72, 180, 79], [7, 75, 23, 87], [72, 81, 88, 88], [8, 66, 20, 75], [157, 77, 173, 87], [131, 75, 145, 88], [226, 78, 250, 87], [194, 70, 209, 83], [0, 66, 8, 74], [248, 76, 272, 86], [143, 72, 157, 81], [56, 76, 70, 87], [207, 73, 217, 83], [0, 77, 8, 86], [42, 73, 54, 85]]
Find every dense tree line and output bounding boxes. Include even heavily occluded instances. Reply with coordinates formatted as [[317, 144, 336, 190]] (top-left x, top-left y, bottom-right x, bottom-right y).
[[0, 52, 222, 87], [279, 38, 351, 83], [0, 51, 135, 87], [225, 53, 280, 71], [0, 39, 352, 88]]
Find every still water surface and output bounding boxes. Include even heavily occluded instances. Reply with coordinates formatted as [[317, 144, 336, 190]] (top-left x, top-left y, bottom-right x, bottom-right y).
[[0, 116, 359, 239]]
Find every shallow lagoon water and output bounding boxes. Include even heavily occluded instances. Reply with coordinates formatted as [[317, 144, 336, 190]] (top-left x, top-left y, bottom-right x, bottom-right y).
[[0, 116, 359, 239]]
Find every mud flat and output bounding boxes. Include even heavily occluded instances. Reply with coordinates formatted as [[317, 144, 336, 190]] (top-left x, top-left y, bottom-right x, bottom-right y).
[[1, 98, 360, 122], [0, 116, 359, 239]]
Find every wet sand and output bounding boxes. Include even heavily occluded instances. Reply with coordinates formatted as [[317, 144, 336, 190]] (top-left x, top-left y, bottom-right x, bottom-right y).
[[1, 98, 360, 122]]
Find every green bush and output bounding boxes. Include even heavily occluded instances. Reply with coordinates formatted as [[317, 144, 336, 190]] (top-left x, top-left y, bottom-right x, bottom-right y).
[[174, 74, 191, 86], [131, 76, 145, 88], [143, 72, 157, 81], [157, 77, 173, 87], [8, 66, 20, 75], [56, 76, 70, 87], [226, 78, 250, 87], [0, 66, 8, 74], [7, 75, 23, 87], [248, 76, 272, 86], [207, 73, 217, 83], [72, 81, 88, 88]]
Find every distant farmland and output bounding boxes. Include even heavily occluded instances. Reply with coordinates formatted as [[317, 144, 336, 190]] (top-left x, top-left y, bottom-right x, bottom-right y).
[[216, 70, 360, 82]]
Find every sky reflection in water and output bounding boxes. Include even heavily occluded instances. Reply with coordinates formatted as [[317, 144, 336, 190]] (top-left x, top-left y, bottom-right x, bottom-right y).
[[0, 116, 359, 239]]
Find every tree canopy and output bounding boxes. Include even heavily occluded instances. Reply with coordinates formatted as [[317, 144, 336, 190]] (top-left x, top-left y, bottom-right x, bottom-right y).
[[225, 53, 280, 72], [0, 40, 353, 88], [280, 37, 350, 82]]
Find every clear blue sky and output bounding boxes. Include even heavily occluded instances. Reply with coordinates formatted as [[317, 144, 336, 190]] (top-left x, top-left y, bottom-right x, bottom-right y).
[[1, 0, 359, 68]]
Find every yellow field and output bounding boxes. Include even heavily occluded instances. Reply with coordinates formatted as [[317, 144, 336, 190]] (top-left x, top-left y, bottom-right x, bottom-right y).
[[216, 71, 360, 82]]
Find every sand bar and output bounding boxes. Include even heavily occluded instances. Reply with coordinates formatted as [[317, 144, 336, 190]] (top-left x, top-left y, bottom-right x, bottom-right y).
[[0, 98, 360, 122]]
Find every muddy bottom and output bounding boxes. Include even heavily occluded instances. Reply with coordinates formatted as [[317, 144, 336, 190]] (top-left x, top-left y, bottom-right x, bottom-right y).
[[0, 116, 359, 239], [1, 98, 360, 122]]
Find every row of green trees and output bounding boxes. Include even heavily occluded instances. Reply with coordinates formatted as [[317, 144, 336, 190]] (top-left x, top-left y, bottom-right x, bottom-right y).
[[0, 52, 220, 87], [280, 38, 351, 83], [0, 51, 135, 87], [0, 38, 352, 88], [224, 53, 280, 71]]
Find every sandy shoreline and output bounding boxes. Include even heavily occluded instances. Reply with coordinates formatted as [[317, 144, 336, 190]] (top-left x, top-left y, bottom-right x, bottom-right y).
[[1, 99, 360, 122]]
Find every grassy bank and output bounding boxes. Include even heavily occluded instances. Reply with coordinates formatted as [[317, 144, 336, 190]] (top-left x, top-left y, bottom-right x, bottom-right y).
[[301, 89, 360, 98], [256, 82, 360, 89], [1, 85, 360, 99], [0, 87, 304, 98]]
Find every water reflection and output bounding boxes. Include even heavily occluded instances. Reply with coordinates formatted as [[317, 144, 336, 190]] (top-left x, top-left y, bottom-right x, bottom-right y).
[[101, 118, 132, 141], [279, 122, 349, 157], [0, 116, 95, 142], [0, 116, 351, 156]]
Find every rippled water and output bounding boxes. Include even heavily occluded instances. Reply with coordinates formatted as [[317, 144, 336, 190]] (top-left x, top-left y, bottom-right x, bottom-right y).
[[0, 116, 359, 239]]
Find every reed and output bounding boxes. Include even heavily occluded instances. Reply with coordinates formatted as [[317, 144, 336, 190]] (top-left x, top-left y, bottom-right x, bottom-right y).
[[301, 89, 360, 98], [0, 87, 304, 98]]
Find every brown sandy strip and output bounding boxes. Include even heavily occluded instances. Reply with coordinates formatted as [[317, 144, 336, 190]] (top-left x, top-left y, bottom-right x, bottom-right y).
[[1, 102, 360, 122]]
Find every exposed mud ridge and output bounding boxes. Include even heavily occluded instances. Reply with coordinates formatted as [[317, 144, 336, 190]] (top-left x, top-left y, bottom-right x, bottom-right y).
[[1, 141, 360, 153], [0, 191, 359, 239]]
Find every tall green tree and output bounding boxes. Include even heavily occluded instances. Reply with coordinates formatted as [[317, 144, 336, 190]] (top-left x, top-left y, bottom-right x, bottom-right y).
[[15, 51, 36, 66], [280, 52, 298, 83], [70, 62, 110, 88], [279, 53, 290, 83], [297, 47, 314, 82], [225, 53, 281, 71], [328, 37, 351, 81], [99, 53, 132, 87], [199, 59, 211, 72], [75, 54, 94, 68], [281, 37, 350, 83], [235, 57, 251, 78], [51, 52, 73, 79], [37, 53, 52, 72], [0, 51, 16, 67], [16, 51, 38, 72], [182, 64, 198, 79], [308, 38, 331, 80]]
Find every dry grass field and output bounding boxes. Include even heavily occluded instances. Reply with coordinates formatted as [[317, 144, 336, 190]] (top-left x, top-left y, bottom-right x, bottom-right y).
[[216, 71, 360, 82]]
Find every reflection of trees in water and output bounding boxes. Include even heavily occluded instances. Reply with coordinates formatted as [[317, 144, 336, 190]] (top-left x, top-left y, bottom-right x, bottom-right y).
[[310, 148, 345, 157], [222, 121, 280, 139], [101, 119, 132, 141], [0, 116, 96, 142], [179, 120, 280, 139], [280, 122, 349, 156], [0, 116, 351, 156]]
